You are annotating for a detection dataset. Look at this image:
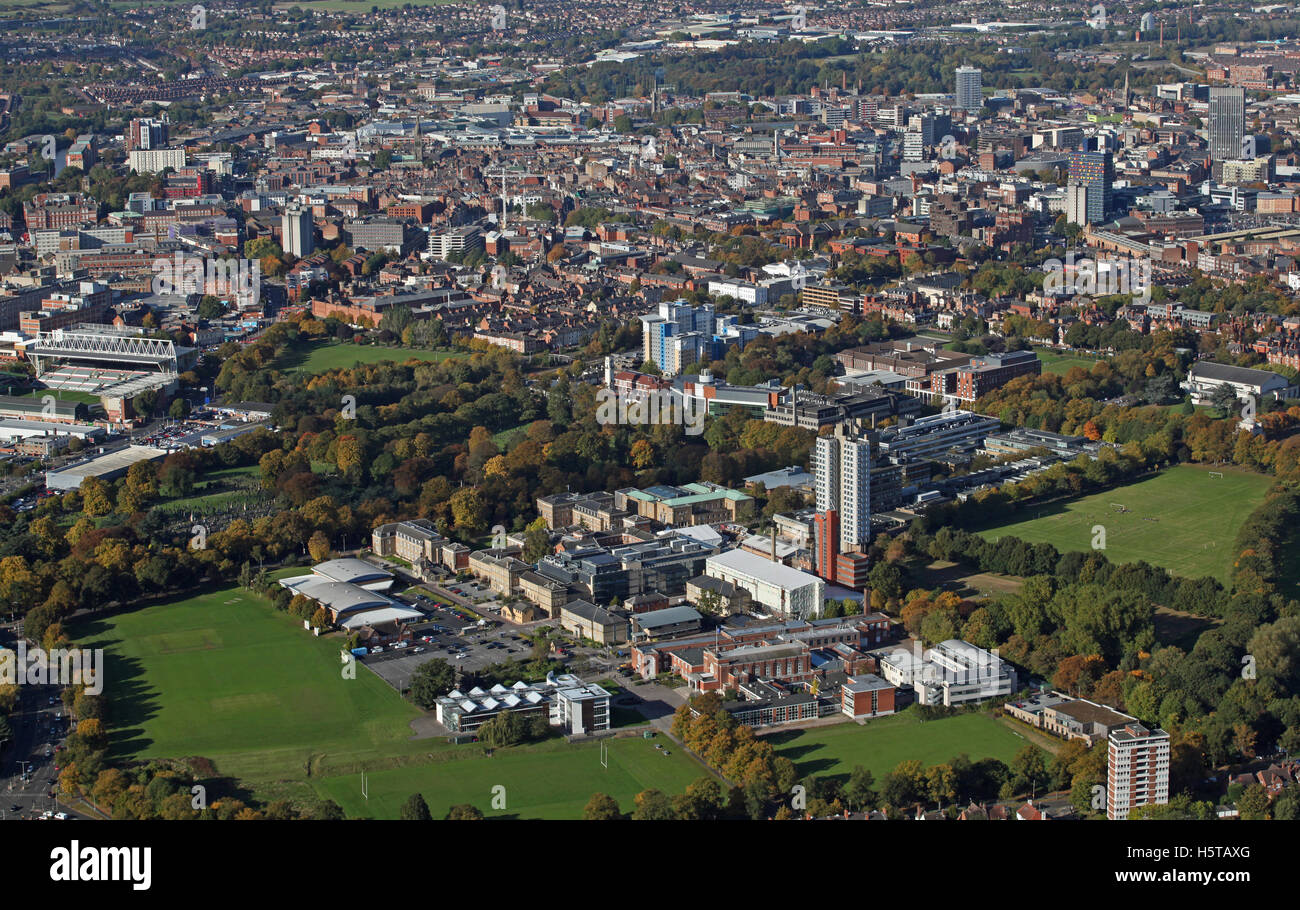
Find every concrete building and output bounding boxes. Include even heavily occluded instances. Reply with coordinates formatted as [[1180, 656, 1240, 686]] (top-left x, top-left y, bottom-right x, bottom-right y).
[[955, 66, 983, 112], [282, 205, 314, 258], [1209, 85, 1246, 163], [127, 148, 187, 174]]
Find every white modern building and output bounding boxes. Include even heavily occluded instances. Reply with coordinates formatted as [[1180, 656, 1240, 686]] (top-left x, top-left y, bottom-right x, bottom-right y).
[[126, 148, 187, 174], [1107, 722, 1170, 820], [704, 547, 826, 619], [434, 674, 611, 736], [1184, 361, 1294, 406], [878, 639, 1016, 706]]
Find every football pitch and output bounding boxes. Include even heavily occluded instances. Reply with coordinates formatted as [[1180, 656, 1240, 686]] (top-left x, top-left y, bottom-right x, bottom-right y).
[[764, 712, 1030, 781], [976, 465, 1273, 583], [314, 735, 705, 819]]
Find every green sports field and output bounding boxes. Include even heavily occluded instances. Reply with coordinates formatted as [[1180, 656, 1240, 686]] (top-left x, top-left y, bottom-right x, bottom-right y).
[[764, 712, 1028, 781], [314, 735, 704, 819], [1034, 348, 1102, 376], [278, 341, 463, 374], [977, 465, 1273, 583], [73, 585, 435, 799], [73, 584, 702, 815]]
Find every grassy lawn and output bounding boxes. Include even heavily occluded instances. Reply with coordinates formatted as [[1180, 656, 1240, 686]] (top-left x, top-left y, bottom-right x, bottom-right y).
[[764, 711, 1027, 781], [313, 735, 702, 819], [492, 424, 530, 450], [976, 464, 1273, 583], [72, 584, 437, 805], [277, 340, 463, 374], [1034, 348, 1102, 376]]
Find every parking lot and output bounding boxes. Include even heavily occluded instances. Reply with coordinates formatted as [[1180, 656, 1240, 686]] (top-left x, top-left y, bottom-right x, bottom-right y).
[[134, 413, 221, 450], [359, 590, 537, 692]]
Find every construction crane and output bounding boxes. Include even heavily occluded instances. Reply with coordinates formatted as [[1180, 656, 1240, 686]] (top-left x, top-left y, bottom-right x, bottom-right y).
[[488, 165, 543, 232]]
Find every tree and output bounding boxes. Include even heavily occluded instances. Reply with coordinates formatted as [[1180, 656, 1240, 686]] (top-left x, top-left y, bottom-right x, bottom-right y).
[[844, 765, 877, 811], [582, 792, 622, 820], [409, 658, 456, 708], [631, 789, 675, 820], [1011, 745, 1050, 799], [307, 530, 332, 563], [477, 710, 528, 749], [400, 793, 432, 821], [1237, 784, 1271, 820], [445, 803, 484, 820], [1209, 383, 1240, 418]]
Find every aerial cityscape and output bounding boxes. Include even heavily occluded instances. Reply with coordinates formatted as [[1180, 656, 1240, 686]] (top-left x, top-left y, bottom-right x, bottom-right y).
[[0, 0, 1295, 869]]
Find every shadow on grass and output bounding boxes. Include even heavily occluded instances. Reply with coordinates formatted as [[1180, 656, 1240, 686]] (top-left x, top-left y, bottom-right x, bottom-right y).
[[74, 616, 159, 759]]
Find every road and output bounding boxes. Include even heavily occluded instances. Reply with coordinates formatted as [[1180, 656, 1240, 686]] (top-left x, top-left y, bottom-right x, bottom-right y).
[[1, 679, 69, 820]]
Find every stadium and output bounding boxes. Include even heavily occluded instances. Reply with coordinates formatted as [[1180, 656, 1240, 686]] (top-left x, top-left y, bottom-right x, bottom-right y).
[[23, 324, 197, 421]]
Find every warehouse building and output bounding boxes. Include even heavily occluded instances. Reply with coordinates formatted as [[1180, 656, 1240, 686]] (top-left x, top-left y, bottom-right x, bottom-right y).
[[45, 445, 168, 491]]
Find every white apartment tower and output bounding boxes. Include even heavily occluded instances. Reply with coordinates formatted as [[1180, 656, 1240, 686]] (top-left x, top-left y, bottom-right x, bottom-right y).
[[282, 205, 315, 258], [1107, 723, 1170, 819], [813, 424, 872, 551]]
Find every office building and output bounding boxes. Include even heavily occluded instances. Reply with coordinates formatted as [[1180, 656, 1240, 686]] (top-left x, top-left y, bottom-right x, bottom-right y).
[[1208, 85, 1246, 163], [1107, 723, 1170, 819], [1067, 149, 1113, 224], [428, 224, 483, 259], [955, 66, 983, 112], [282, 205, 314, 258], [878, 639, 1016, 707]]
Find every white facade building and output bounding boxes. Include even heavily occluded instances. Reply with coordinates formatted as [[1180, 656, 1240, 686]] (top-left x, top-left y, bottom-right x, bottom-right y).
[[704, 548, 825, 619], [878, 639, 1016, 706]]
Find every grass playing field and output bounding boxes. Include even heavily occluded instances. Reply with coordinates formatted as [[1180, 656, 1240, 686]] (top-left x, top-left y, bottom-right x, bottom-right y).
[[1034, 348, 1102, 376], [73, 584, 435, 804], [314, 735, 704, 819], [976, 464, 1273, 583], [764, 712, 1029, 781], [73, 583, 700, 816], [278, 341, 463, 374]]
